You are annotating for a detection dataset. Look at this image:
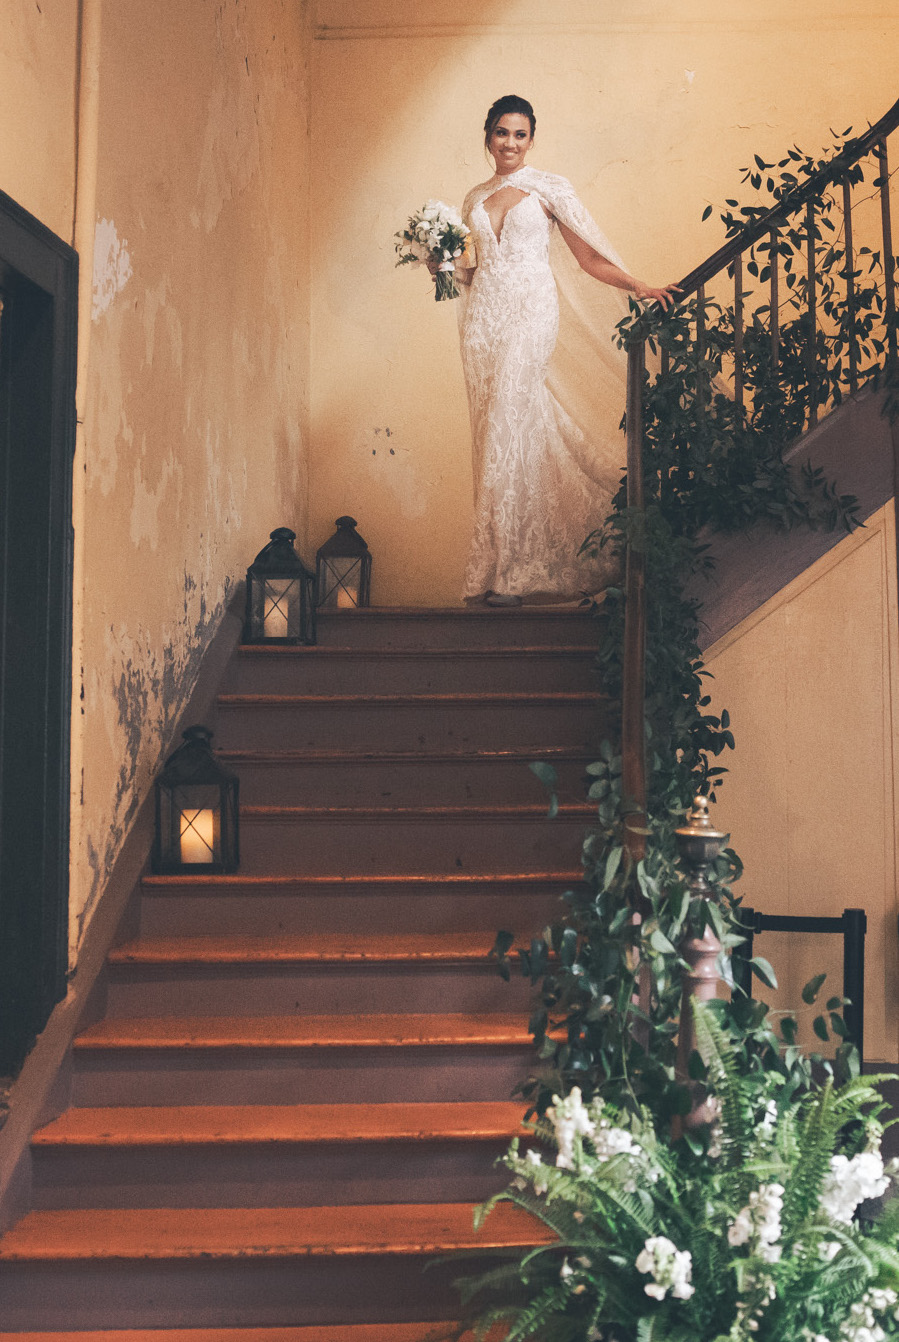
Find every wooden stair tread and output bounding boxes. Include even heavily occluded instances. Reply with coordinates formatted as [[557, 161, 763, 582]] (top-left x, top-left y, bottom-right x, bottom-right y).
[[108, 933, 503, 966], [141, 870, 583, 887], [0, 1327, 496, 1342], [219, 692, 603, 708], [218, 746, 594, 762], [33, 1101, 529, 1147], [240, 802, 592, 819], [235, 643, 595, 657], [0, 1201, 553, 1260], [73, 1013, 532, 1050]]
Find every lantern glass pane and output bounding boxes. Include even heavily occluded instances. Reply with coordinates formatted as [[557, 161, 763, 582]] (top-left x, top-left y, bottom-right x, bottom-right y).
[[248, 575, 305, 640], [318, 556, 361, 608], [172, 783, 221, 864]]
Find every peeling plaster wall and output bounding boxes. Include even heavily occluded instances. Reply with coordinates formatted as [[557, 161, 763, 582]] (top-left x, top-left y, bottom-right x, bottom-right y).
[[0, 1, 77, 239], [74, 0, 311, 945], [1, 0, 312, 952], [309, 0, 899, 605]]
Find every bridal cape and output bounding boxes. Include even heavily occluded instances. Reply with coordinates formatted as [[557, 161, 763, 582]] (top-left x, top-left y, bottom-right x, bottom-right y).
[[457, 165, 630, 601]]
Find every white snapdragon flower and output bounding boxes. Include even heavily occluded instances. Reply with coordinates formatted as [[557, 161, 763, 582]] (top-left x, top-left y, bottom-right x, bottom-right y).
[[838, 1290, 895, 1342], [821, 1150, 889, 1224], [524, 1147, 549, 1195], [818, 1240, 841, 1262], [727, 1184, 784, 1264], [547, 1087, 595, 1170], [635, 1235, 694, 1301]]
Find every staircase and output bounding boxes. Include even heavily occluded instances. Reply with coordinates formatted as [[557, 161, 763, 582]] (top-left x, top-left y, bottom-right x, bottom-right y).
[[0, 606, 606, 1338]]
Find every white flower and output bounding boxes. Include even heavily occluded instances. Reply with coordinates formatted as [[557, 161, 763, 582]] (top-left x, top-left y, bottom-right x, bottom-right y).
[[547, 1088, 595, 1170], [727, 1183, 784, 1262], [821, 1149, 889, 1224], [818, 1240, 841, 1262], [635, 1235, 694, 1301], [525, 1147, 549, 1195]]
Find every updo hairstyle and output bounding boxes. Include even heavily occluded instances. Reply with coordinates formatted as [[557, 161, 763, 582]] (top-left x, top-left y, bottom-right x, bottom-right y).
[[483, 95, 536, 150]]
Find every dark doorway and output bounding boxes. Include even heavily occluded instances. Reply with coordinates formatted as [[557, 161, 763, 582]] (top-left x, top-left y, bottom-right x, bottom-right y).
[[0, 189, 77, 1075]]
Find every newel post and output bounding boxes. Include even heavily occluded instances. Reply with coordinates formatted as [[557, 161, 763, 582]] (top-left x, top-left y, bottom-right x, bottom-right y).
[[674, 795, 727, 1130]]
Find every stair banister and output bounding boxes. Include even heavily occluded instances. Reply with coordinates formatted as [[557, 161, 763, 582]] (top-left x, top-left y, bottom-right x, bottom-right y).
[[618, 96, 898, 1051]]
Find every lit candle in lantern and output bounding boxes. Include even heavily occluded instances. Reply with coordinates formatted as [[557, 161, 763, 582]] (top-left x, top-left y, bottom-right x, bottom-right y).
[[263, 579, 292, 638], [336, 583, 355, 609], [179, 808, 215, 864]]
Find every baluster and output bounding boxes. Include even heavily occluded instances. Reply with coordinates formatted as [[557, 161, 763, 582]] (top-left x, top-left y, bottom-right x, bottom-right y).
[[734, 253, 744, 415], [842, 179, 858, 395], [878, 137, 897, 367], [673, 796, 727, 1134], [770, 228, 780, 369], [696, 282, 707, 411], [806, 200, 818, 427], [622, 339, 647, 850]]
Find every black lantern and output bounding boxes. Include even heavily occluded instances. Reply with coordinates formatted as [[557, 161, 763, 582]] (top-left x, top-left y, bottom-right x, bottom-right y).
[[316, 516, 371, 609], [244, 527, 316, 645], [153, 725, 239, 874]]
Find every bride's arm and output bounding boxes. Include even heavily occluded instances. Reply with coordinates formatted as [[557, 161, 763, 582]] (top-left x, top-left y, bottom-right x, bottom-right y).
[[556, 219, 679, 309]]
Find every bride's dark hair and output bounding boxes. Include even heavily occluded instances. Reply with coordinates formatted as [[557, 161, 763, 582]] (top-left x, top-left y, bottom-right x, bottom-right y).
[[483, 95, 536, 148]]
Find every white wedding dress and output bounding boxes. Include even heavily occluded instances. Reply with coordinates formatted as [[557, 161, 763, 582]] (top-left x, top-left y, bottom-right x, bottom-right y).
[[459, 166, 630, 601]]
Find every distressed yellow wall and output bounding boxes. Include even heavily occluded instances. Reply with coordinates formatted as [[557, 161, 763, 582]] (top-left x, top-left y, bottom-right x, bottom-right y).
[[0, 0, 312, 950], [309, 0, 899, 605], [705, 504, 899, 1064]]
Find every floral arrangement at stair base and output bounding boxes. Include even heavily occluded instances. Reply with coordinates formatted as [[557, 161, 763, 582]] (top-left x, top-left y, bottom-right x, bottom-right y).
[[458, 1001, 899, 1342]]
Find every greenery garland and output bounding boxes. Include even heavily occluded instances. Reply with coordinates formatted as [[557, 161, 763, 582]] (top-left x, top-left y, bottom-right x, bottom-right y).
[[492, 126, 896, 1125]]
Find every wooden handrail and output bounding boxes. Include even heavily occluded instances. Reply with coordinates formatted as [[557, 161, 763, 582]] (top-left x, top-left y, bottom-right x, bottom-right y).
[[619, 96, 899, 848], [671, 95, 899, 303]]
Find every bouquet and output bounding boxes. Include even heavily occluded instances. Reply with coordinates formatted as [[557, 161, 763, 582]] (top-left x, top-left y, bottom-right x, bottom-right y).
[[457, 994, 899, 1342], [395, 200, 471, 301]]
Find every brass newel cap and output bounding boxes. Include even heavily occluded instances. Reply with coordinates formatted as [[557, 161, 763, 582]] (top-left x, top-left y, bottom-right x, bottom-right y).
[[676, 794, 726, 841]]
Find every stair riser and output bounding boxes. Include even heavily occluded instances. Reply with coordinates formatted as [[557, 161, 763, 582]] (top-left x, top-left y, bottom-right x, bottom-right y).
[[137, 885, 571, 937], [31, 1138, 516, 1210], [103, 965, 532, 1018], [313, 610, 596, 649], [72, 1046, 532, 1107], [0, 1254, 473, 1330], [223, 652, 598, 695], [213, 702, 605, 753], [238, 816, 591, 875], [226, 757, 590, 807]]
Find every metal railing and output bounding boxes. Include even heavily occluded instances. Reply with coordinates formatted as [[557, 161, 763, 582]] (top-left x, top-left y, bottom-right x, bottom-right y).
[[731, 907, 867, 1066], [621, 96, 899, 852]]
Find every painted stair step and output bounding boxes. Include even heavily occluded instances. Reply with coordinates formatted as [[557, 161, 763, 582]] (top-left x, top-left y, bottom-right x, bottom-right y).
[[31, 1102, 531, 1210], [218, 747, 594, 806], [71, 1013, 535, 1106], [101, 932, 530, 1018], [212, 691, 607, 752], [310, 605, 596, 650], [33, 1100, 530, 1146], [235, 803, 595, 875], [0, 1328, 505, 1342], [222, 644, 599, 695], [107, 932, 526, 967], [0, 1203, 550, 1330], [74, 1013, 531, 1051], [136, 871, 581, 937], [0, 1200, 553, 1260]]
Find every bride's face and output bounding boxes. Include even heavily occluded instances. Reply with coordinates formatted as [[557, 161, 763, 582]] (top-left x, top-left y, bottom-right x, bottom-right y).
[[488, 113, 533, 174]]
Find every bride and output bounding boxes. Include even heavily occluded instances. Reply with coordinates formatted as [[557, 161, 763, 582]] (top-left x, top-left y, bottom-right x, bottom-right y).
[[442, 95, 677, 606]]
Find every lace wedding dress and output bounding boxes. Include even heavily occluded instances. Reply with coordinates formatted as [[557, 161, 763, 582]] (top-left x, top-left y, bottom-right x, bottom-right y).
[[459, 166, 629, 601]]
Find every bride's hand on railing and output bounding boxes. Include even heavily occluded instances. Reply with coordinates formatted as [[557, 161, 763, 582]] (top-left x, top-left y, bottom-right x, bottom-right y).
[[632, 280, 681, 310]]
